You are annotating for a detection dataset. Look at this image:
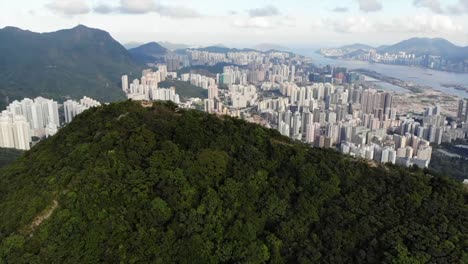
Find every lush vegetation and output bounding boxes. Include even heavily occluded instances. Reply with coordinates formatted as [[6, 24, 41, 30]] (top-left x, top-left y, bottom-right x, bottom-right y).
[[430, 142, 468, 182], [0, 101, 466, 263], [159, 80, 207, 99], [0, 25, 141, 109], [0, 148, 23, 168], [430, 154, 468, 182]]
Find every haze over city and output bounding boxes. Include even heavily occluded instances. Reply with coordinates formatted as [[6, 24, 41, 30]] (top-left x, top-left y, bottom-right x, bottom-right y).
[[2, 0, 468, 47]]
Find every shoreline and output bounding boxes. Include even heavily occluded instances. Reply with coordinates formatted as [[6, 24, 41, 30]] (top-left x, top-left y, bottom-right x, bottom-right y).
[[320, 54, 468, 75]]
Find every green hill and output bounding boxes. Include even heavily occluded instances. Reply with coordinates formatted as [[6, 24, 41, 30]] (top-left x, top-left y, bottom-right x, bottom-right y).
[[129, 42, 171, 64], [0, 25, 141, 109], [0, 148, 23, 168], [0, 101, 466, 263], [158, 80, 207, 99]]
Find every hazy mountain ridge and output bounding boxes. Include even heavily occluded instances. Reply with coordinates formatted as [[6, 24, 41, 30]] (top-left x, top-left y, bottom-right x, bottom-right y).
[[376, 37, 468, 59], [253, 43, 292, 52], [340, 43, 375, 50], [129, 42, 173, 64], [157, 41, 192, 51], [335, 38, 468, 59]]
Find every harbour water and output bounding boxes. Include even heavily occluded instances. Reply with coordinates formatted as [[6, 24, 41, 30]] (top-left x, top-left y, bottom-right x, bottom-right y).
[[295, 49, 468, 99]]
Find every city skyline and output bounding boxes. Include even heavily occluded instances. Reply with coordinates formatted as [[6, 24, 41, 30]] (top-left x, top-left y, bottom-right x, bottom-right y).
[[2, 0, 468, 47]]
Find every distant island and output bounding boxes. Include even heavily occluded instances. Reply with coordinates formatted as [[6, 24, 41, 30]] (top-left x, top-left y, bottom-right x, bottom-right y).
[[319, 38, 468, 73]]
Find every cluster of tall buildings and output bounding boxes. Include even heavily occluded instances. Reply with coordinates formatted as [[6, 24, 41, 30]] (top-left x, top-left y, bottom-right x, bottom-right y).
[[397, 103, 468, 145], [0, 112, 30, 150], [64, 97, 101, 124], [131, 49, 468, 170], [187, 49, 293, 66], [217, 66, 248, 86], [122, 67, 180, 104], [0, 96, 103, 150], [320, 48, 468, 73], [180, 73, 216, 89], [457, 99, 468, 123], [1, 97, 60, 150], [254, 82, 436, 168], [187, 50, 229, 65]]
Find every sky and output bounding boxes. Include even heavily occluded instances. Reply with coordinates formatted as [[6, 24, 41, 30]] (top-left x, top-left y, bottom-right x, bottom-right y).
[[1, 0, 468, 48]]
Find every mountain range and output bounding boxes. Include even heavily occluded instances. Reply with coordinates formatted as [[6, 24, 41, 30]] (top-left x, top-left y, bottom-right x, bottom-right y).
[[0, 100, 466, 262], [0, 25, 141, 108], [253, 43, 292, 52], [333, 38, 468, 61], [158, 41, 192, 51]]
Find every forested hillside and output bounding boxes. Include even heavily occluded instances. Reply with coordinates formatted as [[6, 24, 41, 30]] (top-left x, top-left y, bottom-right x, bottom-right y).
[[0, 148, 23, 168], [0, 25, 141, 109], [0, 101, 466, 263]]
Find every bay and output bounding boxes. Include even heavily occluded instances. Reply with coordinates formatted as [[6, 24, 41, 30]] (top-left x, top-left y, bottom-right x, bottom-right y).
[[295, 49, 468, 99]]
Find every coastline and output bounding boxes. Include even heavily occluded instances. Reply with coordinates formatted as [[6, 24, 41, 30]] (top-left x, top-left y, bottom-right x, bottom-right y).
[[319, 54, 468, 74]]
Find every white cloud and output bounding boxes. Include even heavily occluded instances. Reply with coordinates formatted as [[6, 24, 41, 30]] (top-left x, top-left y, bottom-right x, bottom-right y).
[[93, 4, 114, 14], [329, 14, 463, 35], [332, 7, 349, 13], [331, 16, 374, 33], [233, 17, 276, 29], [247, 5, 280, 17], [413, 0, 468, 15], [233, 16, 295, 29], [413, 0, 443, 14], [392, 15, 463, 33], [119, 0, 155, 14], [447, 0, 468, 14], [45, 0, 90, 16], [156, 5, 201, 18], [357, 0, 382, 12], [91, 0, 201, 18]]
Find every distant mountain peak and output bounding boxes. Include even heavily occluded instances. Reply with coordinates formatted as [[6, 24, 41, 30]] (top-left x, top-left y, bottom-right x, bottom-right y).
[[340, 43, 374, 50], [1, 26, 23, 31], [129, 42, 171, 63], [254, 43, 291, 52]]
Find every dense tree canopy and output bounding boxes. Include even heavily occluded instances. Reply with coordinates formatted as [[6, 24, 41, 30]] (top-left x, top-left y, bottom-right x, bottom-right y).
[[0, 101, 466, 263], [0, 148, 23, 169]]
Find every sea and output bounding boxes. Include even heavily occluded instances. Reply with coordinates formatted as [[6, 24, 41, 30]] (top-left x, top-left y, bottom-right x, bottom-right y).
[[294, 49, 468, 99]]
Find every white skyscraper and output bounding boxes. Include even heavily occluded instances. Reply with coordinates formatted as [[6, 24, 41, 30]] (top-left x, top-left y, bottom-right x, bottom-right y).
[[6, 97, 60, 138], [64, 97, 101, 124], [122, 75, 129, 92], [0, 111, 30, 150]]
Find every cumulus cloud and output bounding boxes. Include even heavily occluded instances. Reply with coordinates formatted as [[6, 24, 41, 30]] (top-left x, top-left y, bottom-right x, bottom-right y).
[[357, 0, 382, 12], [93, 4, 115, 14], [413, 0, 443, 14], [45, 0, 90, 15], [392, 15, 463, 33], [156, 5, 201, 18], [413, 0, 468, 14], [91, 0, 201, 18], [119, 0, 156, 14], [331, 16, 374, 33], [447, 0, 468, 14], [329, 14, 463, 35], [332, 7, 349, 13], [247, 5, 280, 17]]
